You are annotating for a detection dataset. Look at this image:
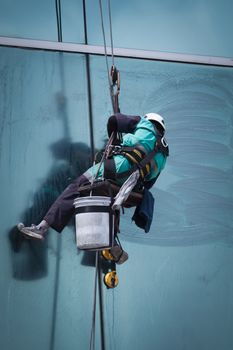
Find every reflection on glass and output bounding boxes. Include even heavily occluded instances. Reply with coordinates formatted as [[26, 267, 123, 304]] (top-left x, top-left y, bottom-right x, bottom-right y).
[[1, 42, 233, 350], [0, 47, 94, 350]]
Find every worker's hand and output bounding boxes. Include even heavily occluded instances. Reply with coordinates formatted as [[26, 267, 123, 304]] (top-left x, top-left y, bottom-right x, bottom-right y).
[[107, 113, 140, 136]]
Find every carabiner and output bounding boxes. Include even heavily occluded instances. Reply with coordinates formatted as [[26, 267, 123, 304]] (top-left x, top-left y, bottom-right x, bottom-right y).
[[110, 65, 120, 94], [161, 136, 168, 148], [110, 65, 118, 84]]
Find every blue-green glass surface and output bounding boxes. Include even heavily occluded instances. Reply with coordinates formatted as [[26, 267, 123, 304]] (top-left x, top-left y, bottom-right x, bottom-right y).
[[0, 47, 97, 350], [60, 0, 85, 43], [0, 0, 58, 40], [86, 0, 233, 57], [90, 55, 233, 349], [0, 0, 84, 42], [1, 46, 233, 350], [0, 0, 233, 57]]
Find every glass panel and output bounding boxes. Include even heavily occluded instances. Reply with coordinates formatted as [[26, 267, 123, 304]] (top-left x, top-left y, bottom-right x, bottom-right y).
[[1, 0, 232, 58], [0, 47, 96, 350], [0, 0, 58, 40], [86, 0, 233, 57], [89, 55, 233, 349], [0, 0, 85, 43], [1, 45, 233, 350], [60, 0, 85, 43]]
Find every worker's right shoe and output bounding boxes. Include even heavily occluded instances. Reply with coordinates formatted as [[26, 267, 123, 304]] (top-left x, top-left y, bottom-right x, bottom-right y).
[[17, 223, 46, 240], [110, 245, 128, 265]]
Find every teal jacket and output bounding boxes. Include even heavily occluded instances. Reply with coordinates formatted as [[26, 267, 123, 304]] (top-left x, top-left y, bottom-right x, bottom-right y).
[[85, 114, 168, 188]]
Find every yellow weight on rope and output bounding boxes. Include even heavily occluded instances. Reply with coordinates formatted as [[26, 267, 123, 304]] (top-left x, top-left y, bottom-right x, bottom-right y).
[[101, 249, 114, 261], [104, 271, 119, 288]]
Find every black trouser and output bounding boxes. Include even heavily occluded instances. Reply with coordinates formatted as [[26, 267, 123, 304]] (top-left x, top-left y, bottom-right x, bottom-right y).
[[44, 174, 89, 233], [44, 157, 132, 233]]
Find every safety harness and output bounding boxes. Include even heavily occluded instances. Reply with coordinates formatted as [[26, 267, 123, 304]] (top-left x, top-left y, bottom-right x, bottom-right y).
[[104, 133, 169, 183]]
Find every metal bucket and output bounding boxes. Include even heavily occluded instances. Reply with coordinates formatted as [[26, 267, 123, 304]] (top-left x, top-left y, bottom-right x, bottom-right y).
[[74, 196, 114, 250]]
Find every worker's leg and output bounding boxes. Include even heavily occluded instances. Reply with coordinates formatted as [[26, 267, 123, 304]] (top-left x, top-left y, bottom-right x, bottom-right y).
[[44, 174, 89, 232], [17, 174, 89, 239]]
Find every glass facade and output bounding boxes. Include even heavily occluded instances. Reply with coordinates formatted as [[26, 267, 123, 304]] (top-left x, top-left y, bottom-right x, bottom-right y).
[[0, 1, 233, 350], [85, 0, 233, 57], [0, 0, 233, 56], [0, 0, 58, 40], [0, 47, 94, 350], [0, 0, 233, 57], [0, 0, 85, 42]]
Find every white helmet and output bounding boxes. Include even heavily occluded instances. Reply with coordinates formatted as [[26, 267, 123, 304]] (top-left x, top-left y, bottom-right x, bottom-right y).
[[144, 113, 165, 131]]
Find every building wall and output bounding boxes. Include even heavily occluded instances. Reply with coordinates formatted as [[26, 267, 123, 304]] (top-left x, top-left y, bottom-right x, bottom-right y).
[[0, 1, 233, 350]]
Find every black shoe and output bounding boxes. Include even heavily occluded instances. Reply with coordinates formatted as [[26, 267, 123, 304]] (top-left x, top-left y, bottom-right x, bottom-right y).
[[110, 245, 128, 265]]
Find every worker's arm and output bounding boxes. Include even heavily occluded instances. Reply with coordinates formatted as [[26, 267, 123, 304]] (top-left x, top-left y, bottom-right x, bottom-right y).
[[107, 113, 140, 136]]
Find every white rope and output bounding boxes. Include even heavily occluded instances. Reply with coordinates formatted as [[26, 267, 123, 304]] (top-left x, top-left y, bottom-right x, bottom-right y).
[[89, 4, 118, 348], [108, 0, 115, 66], [98, 0, 116, 113]]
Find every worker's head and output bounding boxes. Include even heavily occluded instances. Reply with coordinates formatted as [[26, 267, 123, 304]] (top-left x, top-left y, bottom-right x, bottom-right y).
[[144, 113, 165, 135]]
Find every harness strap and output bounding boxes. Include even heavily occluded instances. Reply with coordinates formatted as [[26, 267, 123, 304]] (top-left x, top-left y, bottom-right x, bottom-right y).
[[123, 151, 150, 178], [104, 158, 117, 179], [104, 157, 136, 180], [113, 146, 150, 179], [104, 134, 169, 182]]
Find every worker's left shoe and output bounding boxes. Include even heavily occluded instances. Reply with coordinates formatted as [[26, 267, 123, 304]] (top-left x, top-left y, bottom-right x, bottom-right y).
[[17, 223, 47, 240]]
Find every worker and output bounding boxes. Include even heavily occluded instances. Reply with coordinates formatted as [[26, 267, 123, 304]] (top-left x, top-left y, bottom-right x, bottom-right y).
[[17, 112, 169, 264]]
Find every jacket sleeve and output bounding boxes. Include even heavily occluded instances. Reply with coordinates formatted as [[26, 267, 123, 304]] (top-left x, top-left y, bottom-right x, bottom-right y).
[[107, 113, 141, 136]]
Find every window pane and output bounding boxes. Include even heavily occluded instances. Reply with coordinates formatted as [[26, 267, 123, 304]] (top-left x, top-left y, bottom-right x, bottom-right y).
[[90, 55, 233, 244], [0, 47, 95, 350], [0, 0, 57, 40], [89, 55, 233, 349], [86, 0, 233, 57], [1, 45, 233, 350], [0, 0, 84, 42], [1, 0, 232, 58], [60, 0, 85, 43]]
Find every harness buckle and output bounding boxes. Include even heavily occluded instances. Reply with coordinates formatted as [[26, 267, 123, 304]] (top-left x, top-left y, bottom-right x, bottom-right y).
[[161, 136, 168, 148], [112, 145, 122, 155], [106, 145, 122, 158]]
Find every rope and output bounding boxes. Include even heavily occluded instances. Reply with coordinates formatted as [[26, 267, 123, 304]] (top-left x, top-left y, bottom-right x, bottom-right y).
[[89, 252, 99, 350], [98, 0, 117, 113], [55, 0, 63, 42], [108, 0, 115, 66], [89, 3, 119, 349], [108, 0, 120, 114]]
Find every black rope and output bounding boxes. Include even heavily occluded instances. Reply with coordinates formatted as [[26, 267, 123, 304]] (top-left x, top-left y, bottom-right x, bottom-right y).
[[82, 0, 95, 161], [97, 258, 106, 350], [89, 252, 99, 350], [55, 0, 63, 42]]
